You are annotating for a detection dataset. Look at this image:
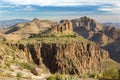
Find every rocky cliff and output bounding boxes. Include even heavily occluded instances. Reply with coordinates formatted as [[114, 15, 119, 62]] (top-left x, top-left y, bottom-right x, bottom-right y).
[[72, 18, 108, 47], [72, 16, 103, 39], [6, 39, 109, 75], [52, 20, 73, 33], [72, 16, 120, 62]]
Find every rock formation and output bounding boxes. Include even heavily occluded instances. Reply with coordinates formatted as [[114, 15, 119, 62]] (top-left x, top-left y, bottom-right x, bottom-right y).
[[0, 17, 120, 79], [72, 16, 120, 62], [52, 20, 73, 33], [6, 40, 109, 75]]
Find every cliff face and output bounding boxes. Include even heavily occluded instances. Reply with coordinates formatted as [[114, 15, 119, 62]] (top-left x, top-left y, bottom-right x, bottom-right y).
[[52, 20, 73, 33], [7, 42, 109, 75]]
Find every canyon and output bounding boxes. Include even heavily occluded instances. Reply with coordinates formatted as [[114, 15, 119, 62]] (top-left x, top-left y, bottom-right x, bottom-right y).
[[0, 16, 120, 79]]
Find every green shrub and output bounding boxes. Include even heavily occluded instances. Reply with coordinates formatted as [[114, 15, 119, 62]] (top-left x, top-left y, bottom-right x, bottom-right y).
[[47, 74, 79, 80], [19, 62, 36, 70], [17, 72, 23, 77], [47, 75, 56, 80], [101, 68, 119, 80], [87, 70, 97, 78], [118, 69, 120, 79], [65, 75, 78, 80]]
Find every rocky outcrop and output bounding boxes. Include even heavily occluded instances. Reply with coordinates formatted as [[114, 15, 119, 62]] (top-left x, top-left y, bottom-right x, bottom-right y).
[[72, 16, 103, 32], [72, 16, 107, 45], [31, 67, 42, 76], [6, 42, 109, 75], [52, 20, 73, 33], [72, 16, 104, 40]]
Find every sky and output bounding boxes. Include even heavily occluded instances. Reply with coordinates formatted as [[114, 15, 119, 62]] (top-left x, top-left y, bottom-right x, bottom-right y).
[[0, 0, 120, 22]]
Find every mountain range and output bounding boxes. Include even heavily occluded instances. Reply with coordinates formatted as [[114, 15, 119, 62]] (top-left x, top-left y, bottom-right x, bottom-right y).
[[0, 19, 120, 29], [102, 23, 120, 28], [0, 19, 30, 28], [0, 16, 120, 79], [1, 16, 120, 63]]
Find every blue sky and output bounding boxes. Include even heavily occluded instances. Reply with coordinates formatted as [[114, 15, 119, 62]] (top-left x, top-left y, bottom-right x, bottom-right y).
[[0, 0, 120, 22]]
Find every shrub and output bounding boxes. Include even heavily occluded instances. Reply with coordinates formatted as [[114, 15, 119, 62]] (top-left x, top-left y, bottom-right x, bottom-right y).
[[100, 68, 119, 80], [87, 70, 97, 78], [19, 62, 36, 70], [47, 75, 56, 80], [118, 69, 120, 79], [47, 74, 79, 80], [47, 74, 63, 80], [17, 72, 23, 77]]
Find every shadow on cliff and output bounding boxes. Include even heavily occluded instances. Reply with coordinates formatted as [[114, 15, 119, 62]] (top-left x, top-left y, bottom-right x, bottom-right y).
[[4, 26, 20, 34], [73, 27, 120, 63], [103, 41, 120, 63], [27, 44, 40, 65], [40, 43, 58, 73], [27, 43, 57, 73]]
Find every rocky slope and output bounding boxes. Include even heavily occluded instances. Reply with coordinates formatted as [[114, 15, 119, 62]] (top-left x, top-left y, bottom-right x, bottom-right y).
[[2, 18, 56, 40], [0, 40, 50, 79], [6, 35, 109, 75], [4, 19, 109, 75], [0, 18, 109, 75], [72, 16, 120, 62], [72, 16, 107, 45]]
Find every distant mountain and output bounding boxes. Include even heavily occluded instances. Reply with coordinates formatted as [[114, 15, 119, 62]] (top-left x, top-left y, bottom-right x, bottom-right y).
[[102, 23, 120, 28], [0, 19, 30, 28], [2, 18, 56, 40]]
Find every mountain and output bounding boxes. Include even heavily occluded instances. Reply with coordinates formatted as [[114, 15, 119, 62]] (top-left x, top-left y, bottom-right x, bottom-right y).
[[0, 17, 120, 79], [72, 16, 112, 46], [1, 17, 120, 63], [2, 18, 56, 40], [0, 19, 30, 28], [4, 20, 109, 76], [102, 23, 120, 28], [72, 16, 120, 63]]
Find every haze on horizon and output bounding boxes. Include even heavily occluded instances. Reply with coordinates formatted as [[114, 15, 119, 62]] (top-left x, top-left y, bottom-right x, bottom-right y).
[[0, 0, 120, 22]]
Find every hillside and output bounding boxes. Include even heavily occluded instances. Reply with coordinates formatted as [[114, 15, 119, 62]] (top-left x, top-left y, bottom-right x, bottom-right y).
[[72, 16, 120, 63], [2, 18, 57, 40]]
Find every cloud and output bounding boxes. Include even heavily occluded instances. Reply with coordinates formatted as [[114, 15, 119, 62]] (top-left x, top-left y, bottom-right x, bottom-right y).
[[1, 0, 120, 14], [0, 5, 11, 8], [98, 3, 120, 14], [25, 6, 35, 10], [17, 6, 35, 11], [0, 3, 14, 8], [0, 0, 120, 21], [8, 5, 35, 11], [1, 0, 119, 6]]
